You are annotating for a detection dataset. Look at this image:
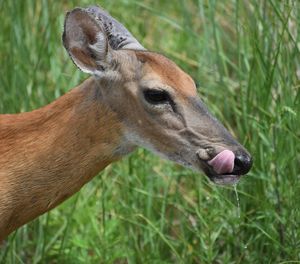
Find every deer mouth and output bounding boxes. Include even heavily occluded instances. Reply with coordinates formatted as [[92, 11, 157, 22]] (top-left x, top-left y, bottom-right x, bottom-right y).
[[203, 166, 241, 185], [198, 149, 241, 185]]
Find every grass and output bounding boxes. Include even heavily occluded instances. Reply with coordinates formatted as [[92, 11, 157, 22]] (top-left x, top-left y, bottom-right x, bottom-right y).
[[0, 0, 299, 263]]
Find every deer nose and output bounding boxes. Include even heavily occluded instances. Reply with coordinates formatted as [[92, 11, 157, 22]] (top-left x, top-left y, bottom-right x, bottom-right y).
[[232, 152, 252, 175]]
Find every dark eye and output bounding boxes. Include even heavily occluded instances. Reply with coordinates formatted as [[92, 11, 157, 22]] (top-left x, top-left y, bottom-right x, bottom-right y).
[[143, 89, 170, 105]]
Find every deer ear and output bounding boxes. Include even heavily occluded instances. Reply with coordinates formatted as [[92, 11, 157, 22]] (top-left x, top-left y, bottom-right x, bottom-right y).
[[63, 8, 110, 75]]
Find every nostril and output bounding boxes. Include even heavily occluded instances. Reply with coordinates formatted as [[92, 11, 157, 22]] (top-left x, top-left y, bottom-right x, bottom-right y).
[[232, 153, 253, 175]]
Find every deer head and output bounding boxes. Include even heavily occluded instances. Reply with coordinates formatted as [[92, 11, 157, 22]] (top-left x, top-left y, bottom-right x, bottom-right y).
[[63, 6, 252, 185]]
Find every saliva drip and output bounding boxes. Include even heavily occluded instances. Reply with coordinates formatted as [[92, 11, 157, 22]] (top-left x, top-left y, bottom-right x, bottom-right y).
[[233, 183, 241, 218]]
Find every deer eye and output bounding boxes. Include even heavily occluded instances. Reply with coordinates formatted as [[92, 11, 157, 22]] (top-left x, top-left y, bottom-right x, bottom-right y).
[[143, 89, 170, 105]]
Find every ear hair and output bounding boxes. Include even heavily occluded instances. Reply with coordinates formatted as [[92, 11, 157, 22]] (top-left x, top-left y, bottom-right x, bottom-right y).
[[63, 8, 111, 75]]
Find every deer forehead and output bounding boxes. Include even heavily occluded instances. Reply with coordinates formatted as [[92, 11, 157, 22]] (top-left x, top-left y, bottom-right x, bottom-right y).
[[136, 52, 197, 97]]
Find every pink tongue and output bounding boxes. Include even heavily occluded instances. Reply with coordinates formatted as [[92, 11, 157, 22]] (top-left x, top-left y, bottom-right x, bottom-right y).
[[208, 150, 235, 174]]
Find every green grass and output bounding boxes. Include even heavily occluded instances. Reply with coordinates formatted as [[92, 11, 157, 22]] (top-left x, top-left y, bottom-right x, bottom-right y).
[[0, 0, 299, 263]]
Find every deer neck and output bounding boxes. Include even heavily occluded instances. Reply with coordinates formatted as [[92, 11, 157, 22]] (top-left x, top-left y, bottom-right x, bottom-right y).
[[0, 77, 133, 239]]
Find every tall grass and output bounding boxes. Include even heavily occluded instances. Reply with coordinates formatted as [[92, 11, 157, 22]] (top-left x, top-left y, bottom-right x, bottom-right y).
[[0, 0, 299, 263]]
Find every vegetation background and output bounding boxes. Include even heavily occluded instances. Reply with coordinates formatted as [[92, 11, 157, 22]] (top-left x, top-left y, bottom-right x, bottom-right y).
[[0, 0, 299, 263]]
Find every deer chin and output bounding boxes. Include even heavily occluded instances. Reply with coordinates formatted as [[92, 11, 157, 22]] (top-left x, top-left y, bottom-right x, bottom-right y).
[[208, 174, 241, 185]]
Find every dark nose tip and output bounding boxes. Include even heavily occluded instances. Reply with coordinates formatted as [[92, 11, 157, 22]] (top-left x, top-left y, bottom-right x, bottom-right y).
[[232, 153, 252, 175]]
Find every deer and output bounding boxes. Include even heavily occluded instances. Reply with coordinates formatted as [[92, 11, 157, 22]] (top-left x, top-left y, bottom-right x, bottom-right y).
[[0, 6, 252, 241]]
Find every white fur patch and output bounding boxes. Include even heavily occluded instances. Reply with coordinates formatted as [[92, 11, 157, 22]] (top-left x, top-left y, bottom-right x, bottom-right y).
[[88, 32, 107, 59]]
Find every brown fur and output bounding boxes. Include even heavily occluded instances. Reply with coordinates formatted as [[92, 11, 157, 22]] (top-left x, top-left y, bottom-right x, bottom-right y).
[[0, 78, 123, 240], [136, 51, 197, 97]]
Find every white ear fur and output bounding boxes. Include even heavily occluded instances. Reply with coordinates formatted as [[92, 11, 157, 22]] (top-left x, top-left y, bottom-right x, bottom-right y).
[[63, 8, 110, 75]]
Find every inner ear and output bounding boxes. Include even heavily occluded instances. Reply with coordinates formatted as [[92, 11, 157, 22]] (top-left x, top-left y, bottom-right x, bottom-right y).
[[63, 8, 109, 74]]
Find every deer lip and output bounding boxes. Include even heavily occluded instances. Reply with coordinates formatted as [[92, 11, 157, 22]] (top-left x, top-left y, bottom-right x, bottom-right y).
[[197, 154, 241, 185], [203, 164, 241, 185]]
